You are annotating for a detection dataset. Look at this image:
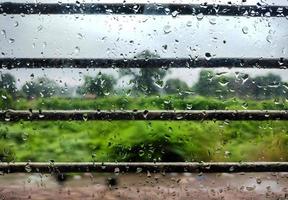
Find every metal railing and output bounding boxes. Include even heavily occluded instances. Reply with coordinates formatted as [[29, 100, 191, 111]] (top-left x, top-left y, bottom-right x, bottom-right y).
[[1, 162, 288, 173], [1, 110, 288, 121], [1, 58, 287, 69], [1, 2, 288, 16], [0, 1, 288, 173]]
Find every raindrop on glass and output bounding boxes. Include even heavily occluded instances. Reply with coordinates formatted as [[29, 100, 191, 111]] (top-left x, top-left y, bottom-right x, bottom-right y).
[[242, 26, 249, 34], [196, 13, 204, 20], [163, 25, 172, 34]]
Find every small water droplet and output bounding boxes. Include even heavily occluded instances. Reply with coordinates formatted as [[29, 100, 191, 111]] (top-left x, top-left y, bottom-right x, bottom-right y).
[[209, 18, 216, 25], [76, 0, 81, 7], [266, 35, 272, 43], [163, 25, 172, 34], [77, 33, 83, 39], [205, 52, 211, 60], [37, 25, 43, 32], [9, 38, 15, 43], [256, 178, 262, 184], [171, 11, 179, 17], [25, 163, 32, 172], [74, 46, 80, 54], [1, 30, 6, 38], [143, 110, 149, 119], [242, 26, 249, 34], [186, 20, 193, 27], [196, 13, 204, 20], [164, 8, 170, 15], [147, 171, 151, 177], [114, 167, 120, 175], [14, 21, 19, 27]]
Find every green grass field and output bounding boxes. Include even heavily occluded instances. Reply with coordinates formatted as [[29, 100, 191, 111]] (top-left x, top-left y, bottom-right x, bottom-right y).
[[1, 96, 288, 162]]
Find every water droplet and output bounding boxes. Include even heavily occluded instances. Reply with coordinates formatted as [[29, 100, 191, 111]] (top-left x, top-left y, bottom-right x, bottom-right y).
[[76, 0, 81, 7], [242, 26, 249, 34], [143, 110, 149, 119], [147, 171, 151, 177], [224, 151, 231, 157], [162, 44, 168, 52], [83, 113, 88, 121], [155, 80, 164, 88], [133, 5, 140, 13], [14, 21, 19, 27], [246, 186, 256, 191], [163, 25, 172, 34], [266, 35, 272, 43], [196, 13, 204, 20], [114, 167, 120, 175], [8, 38, 15, 43], [37, 25, 43, 32], [1, 30, 6, 38], [74, 46, 80, 54], [242, 102, 248, 109], [205, 52, 211, 60], [209, 18, 216, 25], [77, 33, 83, 40], [164, 8, 170, 15], [171, 11, 179, 17], [136, 167, 142, 173], [22, 132, 29, 141], [139, 149, 145, 157], [25, 163, 32, 172], [186, 21, 193, 27]]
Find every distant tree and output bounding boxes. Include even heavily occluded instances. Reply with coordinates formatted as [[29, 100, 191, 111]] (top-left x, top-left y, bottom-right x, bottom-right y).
[[0, 73, 17, 98], [193, 70, 232, 98], [164, 78, 189, 96], [22, 77, 60, 99], [193, 70, 286, 100], [77, 73, 116, 97], [120, 50, 169, 95], [253, 73, 283, 99]]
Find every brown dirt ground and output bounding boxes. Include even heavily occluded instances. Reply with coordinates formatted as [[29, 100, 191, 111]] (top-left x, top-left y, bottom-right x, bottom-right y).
[[0, 172, 288, 200]]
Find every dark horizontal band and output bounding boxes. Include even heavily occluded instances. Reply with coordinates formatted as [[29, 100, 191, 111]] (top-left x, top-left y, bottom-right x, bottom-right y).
[[0, 2, 287, 17], [1, 110, 288, 121], [1, 58, 287, 69], [1, 162, 287, 173]]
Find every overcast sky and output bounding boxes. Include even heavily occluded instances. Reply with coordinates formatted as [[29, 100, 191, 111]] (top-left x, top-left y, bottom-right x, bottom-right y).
[[0, 0, 288, 88]]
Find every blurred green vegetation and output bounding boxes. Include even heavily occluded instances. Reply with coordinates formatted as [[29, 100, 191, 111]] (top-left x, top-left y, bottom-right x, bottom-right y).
[[1, 68, 288, 162], [0, 96, 287, 162]]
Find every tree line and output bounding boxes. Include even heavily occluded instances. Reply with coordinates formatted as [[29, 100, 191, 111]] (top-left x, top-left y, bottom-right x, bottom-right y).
[[1, 68, 287, 101]]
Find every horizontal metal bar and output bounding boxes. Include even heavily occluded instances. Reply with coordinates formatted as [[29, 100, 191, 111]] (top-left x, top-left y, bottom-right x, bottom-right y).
[[1, 58, 287, 69], [0, 2, 287, 17], [1, 110, 288, 121], [0, 162, 287, 173]]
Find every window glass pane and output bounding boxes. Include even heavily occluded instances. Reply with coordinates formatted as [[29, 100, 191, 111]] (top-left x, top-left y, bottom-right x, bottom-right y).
[[0, 0, 288, 198]]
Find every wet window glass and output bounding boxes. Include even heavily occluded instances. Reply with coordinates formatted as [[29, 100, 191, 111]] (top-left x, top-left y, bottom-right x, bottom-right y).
[[0, 0, 288, 199]]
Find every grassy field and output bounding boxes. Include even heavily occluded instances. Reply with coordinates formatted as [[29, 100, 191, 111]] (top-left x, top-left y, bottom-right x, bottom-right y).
[[1, 96, 288, 162]]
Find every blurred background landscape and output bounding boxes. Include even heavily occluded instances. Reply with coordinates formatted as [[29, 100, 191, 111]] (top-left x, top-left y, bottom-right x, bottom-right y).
[[1, 54, 288, 163]]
